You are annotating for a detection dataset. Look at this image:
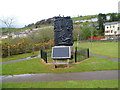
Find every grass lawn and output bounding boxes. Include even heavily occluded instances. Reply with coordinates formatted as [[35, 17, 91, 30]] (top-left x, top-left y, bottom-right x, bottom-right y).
[[2, 41, 118, 63], [2, 56, 119, 75], [2, 80, 118, 88], [74, 41, 118, 58], [2, 51, 40, 62]]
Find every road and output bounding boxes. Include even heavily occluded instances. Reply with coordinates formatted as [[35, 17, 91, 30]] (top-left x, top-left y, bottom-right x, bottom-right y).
[[2, 70, 119, 82]]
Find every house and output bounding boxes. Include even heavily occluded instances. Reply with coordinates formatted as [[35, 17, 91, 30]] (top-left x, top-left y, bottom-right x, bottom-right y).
[[104, 22, 120, 39], [19, 32, 27, 38], [10, 32, 27, 39], [1, 35, 8, 39], [10, 32, 21, 39]]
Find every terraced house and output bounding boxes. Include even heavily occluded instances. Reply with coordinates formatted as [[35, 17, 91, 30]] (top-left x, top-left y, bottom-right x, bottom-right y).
[[104, 22, 120, 39]]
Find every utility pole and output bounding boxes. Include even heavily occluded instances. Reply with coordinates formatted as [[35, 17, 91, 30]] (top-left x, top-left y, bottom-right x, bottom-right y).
[[77, 25, 80, 47], [90, 28, 93, 48]]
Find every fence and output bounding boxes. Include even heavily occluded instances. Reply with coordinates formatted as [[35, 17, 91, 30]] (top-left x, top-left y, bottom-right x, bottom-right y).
[[88, 36, 105, 40], [74, 47, 89, 62], [40, 50, 47, 63], [40, 47, 89, 63]]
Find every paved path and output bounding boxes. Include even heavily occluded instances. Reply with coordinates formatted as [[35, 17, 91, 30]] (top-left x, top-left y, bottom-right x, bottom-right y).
[[90, 53, 120, 61], [2, 70, 119, 82], [1, 55, 40, 65]]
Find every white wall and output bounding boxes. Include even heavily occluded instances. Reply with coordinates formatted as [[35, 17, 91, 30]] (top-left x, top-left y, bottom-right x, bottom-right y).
[[105, 23, 120, 36]]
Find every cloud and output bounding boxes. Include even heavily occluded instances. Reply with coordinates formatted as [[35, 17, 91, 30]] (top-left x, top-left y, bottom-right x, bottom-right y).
[[0, 0, 119, 27]]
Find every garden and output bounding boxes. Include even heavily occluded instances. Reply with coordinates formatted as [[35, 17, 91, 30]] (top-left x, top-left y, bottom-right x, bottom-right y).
[[1, 24, 119, 88]]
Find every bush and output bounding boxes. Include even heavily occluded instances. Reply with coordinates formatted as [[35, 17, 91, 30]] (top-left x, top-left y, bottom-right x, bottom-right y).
[[2, 40, 54, 57], [2, 42, 8, 57]]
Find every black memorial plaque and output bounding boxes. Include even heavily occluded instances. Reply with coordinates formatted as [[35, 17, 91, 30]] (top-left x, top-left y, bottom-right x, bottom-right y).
[[52, 46, 71, 59], [54, 16, 74, 46]]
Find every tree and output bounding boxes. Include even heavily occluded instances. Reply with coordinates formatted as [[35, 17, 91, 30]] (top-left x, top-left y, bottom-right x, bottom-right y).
[[80, 25, 91, 40], [98, 13, 106, 34], [0, 17, 15, 57], [73, 25, 82, 41], [110, 13, 118, 21], [118, 13, 120, 21], [26, 29, 37, 54]]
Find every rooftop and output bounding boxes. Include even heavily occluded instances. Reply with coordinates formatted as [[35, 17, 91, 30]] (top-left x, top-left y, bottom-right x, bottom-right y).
[[13, 32, 21, 35], [104, 22, 120, 25]]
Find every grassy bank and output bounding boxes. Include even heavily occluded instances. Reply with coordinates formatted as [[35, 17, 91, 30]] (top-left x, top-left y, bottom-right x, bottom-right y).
[[72, 15, 97, 21], [2, 80, 118, 88], [2, 25, 51, 34], [2, 51, 40, 62], [2, 56, 119, 75], [74, 41, 118, 58]]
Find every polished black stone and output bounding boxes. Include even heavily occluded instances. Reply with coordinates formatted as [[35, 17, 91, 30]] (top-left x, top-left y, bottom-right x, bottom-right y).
[[54, 16, 74, 46], [52, 46, 71, 59]]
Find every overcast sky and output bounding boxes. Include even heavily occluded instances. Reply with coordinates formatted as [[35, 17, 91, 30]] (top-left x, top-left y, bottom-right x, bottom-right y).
[[0, 0, 119, 28]]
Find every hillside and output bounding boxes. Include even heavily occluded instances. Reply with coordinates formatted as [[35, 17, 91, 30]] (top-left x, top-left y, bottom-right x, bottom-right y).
[[1, 13, 119, 34], [72, 15, 97, 21]]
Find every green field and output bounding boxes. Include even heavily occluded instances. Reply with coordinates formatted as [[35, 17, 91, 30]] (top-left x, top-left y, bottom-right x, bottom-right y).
[[75, 42, 118, 58], [2, 56, 119, 75], [2, 80, 118, 88]]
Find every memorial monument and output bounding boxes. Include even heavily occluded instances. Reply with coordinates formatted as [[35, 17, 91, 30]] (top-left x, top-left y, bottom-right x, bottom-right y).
[[41, 16, 89, 65], [52, 16, 74, 60], [54, 16, 74, 46]]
